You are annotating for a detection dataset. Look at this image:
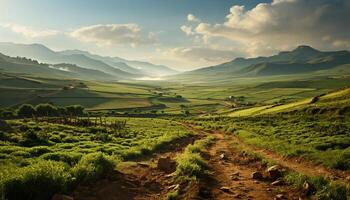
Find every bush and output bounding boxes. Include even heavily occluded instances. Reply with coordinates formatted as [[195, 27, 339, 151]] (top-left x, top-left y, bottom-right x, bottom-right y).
[[0, 160, 72, 200], [35, 104, 58, 117], [17, 104, 36, 118], [70, 152, 115, 184], [20, 129, 49, 147]]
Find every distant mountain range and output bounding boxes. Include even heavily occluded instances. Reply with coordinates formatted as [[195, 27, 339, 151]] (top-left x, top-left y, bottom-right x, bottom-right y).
[[1, 43, 349, 82], [0, 42, 177, 80], [185, 45, 350, 77]]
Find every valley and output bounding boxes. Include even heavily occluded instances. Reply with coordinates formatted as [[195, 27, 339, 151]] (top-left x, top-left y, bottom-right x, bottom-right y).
[[1, 43, 350, 200]]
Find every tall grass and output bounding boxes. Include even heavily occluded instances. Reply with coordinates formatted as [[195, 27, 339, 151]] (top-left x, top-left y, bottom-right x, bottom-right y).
[[175, 135, 214, 179]]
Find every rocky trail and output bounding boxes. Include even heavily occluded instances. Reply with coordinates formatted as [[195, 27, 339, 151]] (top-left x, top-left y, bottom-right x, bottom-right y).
[[194, 132, 304, 200], [69, 124, 350, 200], [211, 129, 350, 182]]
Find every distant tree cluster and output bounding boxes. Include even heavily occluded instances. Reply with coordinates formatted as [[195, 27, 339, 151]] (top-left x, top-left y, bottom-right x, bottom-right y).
[[16, 104, 85, 118]]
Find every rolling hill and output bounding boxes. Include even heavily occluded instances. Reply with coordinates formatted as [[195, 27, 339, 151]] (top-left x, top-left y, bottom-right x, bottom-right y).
[[61, 49, 178, 76], [0, 53, 115, 81], [0, 42, 177, 78], [184, 45, 350, 77], [0, 42, 136, 79]]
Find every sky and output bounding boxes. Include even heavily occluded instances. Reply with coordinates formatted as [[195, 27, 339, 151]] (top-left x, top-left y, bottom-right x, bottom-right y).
[[0, 0, 349, 71]]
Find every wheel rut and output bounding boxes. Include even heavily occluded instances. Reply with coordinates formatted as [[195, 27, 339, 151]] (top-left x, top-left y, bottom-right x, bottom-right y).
[[195, 132, 303, 200]]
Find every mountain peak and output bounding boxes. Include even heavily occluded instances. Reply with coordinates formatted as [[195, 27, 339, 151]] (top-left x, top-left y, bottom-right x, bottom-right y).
[[293, 45, 319, 52]]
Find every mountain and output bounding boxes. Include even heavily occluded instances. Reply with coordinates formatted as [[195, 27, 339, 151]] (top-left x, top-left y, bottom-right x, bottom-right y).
[[0, 53, 115, 81], [60, 50, 144, 75], [0, 42, 136, 79], [185, 45, 350, 76], [112, 57, 178, 76], [61, 49, 178, 76]]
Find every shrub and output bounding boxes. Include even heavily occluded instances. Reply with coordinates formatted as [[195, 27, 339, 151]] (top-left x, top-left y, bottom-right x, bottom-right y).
[[0, 160, 72, 200], [29, 146, 52, 156], [19, 129, 49, 147], [70, 152, 115, 184], [35, 104, 58, 117], [17, 104, 36, 118]]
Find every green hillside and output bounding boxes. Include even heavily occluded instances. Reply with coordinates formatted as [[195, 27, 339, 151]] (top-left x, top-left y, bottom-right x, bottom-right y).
[[178, 45, 350, 79]]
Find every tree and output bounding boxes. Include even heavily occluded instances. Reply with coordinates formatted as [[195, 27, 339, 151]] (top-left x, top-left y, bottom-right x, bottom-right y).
[[35, 104, 58, 117], [57, 107, 67, 116], [65, 105, 84, 116], [17, 104, 36, 118]]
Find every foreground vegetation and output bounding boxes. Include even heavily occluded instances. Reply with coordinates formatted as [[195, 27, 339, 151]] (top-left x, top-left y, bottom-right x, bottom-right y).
[[0, 117, 194, 200]]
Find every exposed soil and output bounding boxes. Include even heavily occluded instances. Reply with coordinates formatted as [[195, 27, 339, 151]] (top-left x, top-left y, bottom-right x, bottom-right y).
[[72, 122, 350, 200], [212, 129, 350, 182], [192, 132, 305, 200], [72, 136, 198, 200]]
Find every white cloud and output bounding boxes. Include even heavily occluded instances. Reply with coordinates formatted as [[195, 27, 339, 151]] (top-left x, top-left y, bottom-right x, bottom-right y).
[[70, 24, 156, 47], [187, 14, 200, 22], [162, 46, 244, 67], [180, 25, 194, 36], [190, 0, 350, 56], [0, 23, 58, 38]]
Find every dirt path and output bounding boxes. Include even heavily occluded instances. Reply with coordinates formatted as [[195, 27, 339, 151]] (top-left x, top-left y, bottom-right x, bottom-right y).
[[72, 136, 198, 200], [187, 124, 350, 182], [214, 130, 350, 181], [195, 132, 303, 200]]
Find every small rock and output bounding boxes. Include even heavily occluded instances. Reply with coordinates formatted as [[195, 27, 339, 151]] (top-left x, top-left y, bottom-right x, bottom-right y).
[[303, 181, 311, 194], [220, 186, 231, 193], [267, 188, 272, 191], [267, 165, 282, 180], [157, 157, 176, 173], [274, 194, 285, 200], [51, 194, 74, 200], [271, 179, 284, 186], [219, 153, 226, 160], [251, 171, 263, 180], [233, 193, 243, 199], [168, 184, 179, 190], [230, 172, 240, 180], [232, 171, 240, 176]]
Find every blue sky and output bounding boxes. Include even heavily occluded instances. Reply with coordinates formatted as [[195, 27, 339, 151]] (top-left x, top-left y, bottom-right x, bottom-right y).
[[0, 0, 349, 70]]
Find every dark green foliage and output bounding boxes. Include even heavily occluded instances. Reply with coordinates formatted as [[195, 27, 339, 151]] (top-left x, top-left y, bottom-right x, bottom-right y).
[[20, 129, 49, 147], [17, 104, 35, 118], [35, 104, 58, 117], [65, 105, 84, 116]]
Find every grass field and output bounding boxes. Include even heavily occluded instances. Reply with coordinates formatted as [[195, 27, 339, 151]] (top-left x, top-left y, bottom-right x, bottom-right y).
[[184, 88, 350, 171], [0, 117, 194, 199]]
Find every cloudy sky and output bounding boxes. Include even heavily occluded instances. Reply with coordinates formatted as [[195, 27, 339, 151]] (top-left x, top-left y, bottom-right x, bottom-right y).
[[0, 0, 349, 70]]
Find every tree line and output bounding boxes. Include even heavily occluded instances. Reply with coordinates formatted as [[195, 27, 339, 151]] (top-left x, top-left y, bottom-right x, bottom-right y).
[[0, 104, 85, 118]]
